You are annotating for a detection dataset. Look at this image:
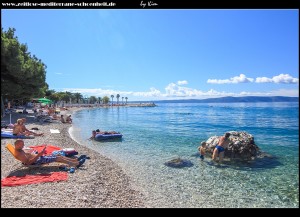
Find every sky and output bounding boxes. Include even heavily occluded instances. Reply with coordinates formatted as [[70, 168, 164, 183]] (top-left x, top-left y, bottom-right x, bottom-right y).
[[2, 9, 299, 101]]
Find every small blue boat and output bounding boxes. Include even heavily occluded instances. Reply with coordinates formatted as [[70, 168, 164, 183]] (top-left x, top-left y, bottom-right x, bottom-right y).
[[94, 133, 123, 141]]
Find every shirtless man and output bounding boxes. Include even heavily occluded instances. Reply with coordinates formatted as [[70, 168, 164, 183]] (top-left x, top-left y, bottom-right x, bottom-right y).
[[21, 118, 44, 136], [212, 132, 231, 163], [14, 139, 85, 167]]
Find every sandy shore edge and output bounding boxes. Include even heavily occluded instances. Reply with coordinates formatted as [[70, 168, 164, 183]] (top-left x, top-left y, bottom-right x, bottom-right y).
[[1, 108, 146, 208]]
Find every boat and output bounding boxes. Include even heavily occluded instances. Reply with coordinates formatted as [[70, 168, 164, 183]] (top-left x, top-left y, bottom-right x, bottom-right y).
[[94, 133, 123, 141]]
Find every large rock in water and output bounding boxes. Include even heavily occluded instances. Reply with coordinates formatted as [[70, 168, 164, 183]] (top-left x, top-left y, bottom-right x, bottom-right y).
[[164, 158, 194, 168], [205, 131, 260, 161]]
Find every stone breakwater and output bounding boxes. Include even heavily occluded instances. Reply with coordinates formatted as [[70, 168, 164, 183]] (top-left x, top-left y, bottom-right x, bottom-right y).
[[1, 110, 146, 208]]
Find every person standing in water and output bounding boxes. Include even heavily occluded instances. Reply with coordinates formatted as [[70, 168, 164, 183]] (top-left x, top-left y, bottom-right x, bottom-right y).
[[198, 141, 206, 161], [212, 132, 231, 163]]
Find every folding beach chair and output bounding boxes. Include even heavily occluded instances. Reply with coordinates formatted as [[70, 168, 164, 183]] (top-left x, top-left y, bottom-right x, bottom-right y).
[[5, 143, 59, 176]]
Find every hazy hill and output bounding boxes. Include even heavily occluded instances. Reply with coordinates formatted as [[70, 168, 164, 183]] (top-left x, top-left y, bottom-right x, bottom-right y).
[[150, 96, 299, 103]]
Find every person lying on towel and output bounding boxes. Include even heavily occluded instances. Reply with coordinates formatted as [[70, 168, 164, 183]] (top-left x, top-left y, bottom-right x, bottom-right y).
[[13, 139, 85, 168]]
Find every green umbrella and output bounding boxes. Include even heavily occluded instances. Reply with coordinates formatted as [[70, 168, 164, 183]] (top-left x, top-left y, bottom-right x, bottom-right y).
[[38, 98, 52, 104]]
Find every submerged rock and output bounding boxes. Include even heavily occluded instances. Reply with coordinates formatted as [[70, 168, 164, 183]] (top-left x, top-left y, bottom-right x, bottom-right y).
[[164, 158, 194, 168], [205, 131, 262, 161]]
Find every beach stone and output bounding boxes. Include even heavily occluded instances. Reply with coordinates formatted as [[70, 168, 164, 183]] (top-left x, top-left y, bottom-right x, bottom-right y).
[[205, 131, 262, 161], [164, 158, 194, 168], [1, 108, 146, 208]]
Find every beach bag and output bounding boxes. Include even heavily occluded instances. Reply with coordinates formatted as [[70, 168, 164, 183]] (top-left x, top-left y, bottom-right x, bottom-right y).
[[62, 148, 78, 157], [52, 148, 78, 157]]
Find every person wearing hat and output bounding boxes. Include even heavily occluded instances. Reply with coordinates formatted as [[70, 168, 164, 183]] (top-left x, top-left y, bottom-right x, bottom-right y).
[[212, 132, 231, 163]]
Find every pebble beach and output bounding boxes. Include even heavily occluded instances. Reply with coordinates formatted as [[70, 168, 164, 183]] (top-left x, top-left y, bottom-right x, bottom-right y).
[[1, 108, 146, 208]]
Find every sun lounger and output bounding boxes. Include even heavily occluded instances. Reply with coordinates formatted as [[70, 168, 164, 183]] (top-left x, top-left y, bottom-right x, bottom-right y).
[[34, 114, 52, 123], [5, 144, 59, 176]]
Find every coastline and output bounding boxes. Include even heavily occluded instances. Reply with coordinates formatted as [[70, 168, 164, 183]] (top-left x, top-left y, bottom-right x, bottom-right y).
[[1, 108, 146, 208]]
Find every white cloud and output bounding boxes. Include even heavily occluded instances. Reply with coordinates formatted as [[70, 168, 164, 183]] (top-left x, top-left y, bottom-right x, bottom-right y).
[[164, 83, 235, 98], [256, 74, 299, 84], [255, 77, 272, 83], [177, 80, 188, 85], [60, 87, 162, 99], [207, 74, 254, 84], [132, 87, 162, 97], [208, 73, 299, 84], [57, 82, 298, 101]]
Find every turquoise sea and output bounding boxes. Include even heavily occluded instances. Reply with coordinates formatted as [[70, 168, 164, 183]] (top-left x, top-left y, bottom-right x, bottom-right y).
[[69, 102, 299, 208]]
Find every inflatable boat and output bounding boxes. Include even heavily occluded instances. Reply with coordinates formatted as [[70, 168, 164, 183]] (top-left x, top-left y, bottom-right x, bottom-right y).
[[94, 133, 123, 141]]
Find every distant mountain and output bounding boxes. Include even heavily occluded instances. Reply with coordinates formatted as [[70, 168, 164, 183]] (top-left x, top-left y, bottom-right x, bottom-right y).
[[151, 96, 299, 103]]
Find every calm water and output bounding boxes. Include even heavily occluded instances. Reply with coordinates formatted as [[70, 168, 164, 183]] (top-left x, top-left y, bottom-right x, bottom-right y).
[[70, 102, 299, 208]]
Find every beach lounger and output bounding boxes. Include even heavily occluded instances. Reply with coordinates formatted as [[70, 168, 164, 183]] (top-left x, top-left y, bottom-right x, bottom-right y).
[[34, 114, 52, 123], [5, 143, 59, 176]]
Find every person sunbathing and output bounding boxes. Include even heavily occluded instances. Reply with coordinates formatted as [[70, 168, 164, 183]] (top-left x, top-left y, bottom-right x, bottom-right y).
[[13, 118, 43, 136], [51, 114, 60, 120], [95, 129, 119, 134], [13, 139, 85, 168], [66, 115, 72, 123], [13, 119, 29, 136], [60, 115, 67, 123], [89, 129, 120, 140], [21, 118, 44, 136]]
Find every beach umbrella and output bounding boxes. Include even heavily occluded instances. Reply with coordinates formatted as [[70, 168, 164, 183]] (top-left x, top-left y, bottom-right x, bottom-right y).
[[38, 98, 52, 104]]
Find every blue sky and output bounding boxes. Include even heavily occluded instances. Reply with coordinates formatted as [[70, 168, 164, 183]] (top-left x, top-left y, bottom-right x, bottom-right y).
[[2, 9, 299, 101]]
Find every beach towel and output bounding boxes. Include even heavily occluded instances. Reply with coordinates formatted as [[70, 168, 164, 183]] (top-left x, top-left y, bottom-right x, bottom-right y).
[[1, 172, 68, 187], [29, 145, 61, 156], [1, 132, 35, 139], [50, 129, 60, 134]]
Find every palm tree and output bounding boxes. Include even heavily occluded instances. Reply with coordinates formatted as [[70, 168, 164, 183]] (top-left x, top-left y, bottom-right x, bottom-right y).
[[122, 97, 124, 105], [111, 95, 114, 106], [116, 94, 120, 105], [102, 96, 109, 104], [89, 96, 97, 104], [74, 92, 83, 104], [125, 97, 128, 105]]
